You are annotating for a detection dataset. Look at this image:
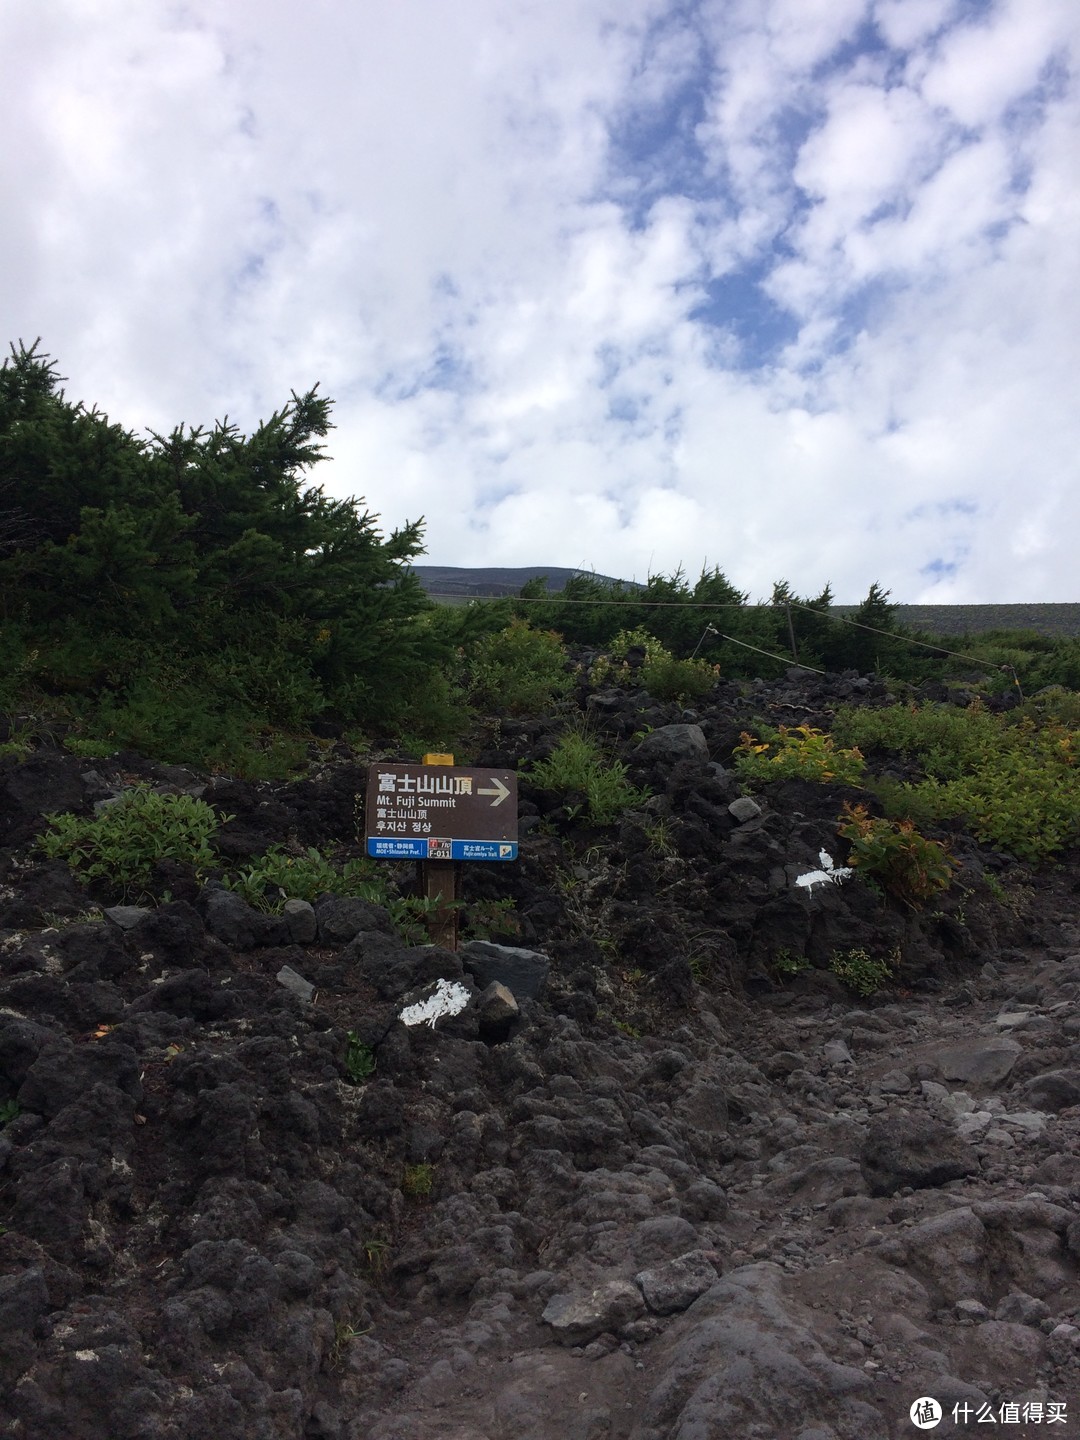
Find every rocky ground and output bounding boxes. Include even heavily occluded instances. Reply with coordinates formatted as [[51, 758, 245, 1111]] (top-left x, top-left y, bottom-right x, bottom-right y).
[[1, 669, 1078, 1439]]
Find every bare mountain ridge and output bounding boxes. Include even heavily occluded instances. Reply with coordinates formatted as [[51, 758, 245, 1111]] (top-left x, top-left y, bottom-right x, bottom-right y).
[[411, 566, 1080, 637]]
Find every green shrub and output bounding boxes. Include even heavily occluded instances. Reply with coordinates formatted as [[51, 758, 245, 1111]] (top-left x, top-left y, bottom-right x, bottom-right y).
[[772, 947, 811, 978], [837, 803, 957, 906], [829, 947, 895, 997], [640, 652, 718, 703], [734, 725, 866, 786], [62, 735, 118, 759], [344, 1032, 376, 1083], [833, 701, 1002, 780], [466, 619, 572, 715], [38, 786, 229, 898], [460, 896, 520, 942], [223, 845, 386, 911], [402, 1163, 435, 1199], [528, 729, 649, 825], [922, 729, 1079, 863], [89, 674, 306, 778], [590, 627, 719, 702], [836, 701, 1079, 863]]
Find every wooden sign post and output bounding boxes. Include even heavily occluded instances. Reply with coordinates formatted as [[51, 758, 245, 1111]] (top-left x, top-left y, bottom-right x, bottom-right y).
[[421, 753, 458, 952]]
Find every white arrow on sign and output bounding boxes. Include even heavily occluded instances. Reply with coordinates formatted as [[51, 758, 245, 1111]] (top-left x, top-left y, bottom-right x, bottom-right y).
[[478, 777, 511, 806]]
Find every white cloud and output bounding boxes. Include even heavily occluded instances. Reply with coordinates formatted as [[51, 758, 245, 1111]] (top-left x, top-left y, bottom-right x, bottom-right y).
[[1, 0, 1077, 603]]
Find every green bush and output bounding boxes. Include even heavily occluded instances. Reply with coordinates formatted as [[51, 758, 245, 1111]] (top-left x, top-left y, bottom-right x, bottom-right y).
[[923, 728, 1079, 863], [223, 844, 387, 911], [344, 1032, 376, 1083], [590, 627, 719, 702], [466, 619, 572, 715], [829, 947, 895, 997], [833, 701, 1002, 780], [528, 729, 649, 825], [835, 702, 1079, 863], [38, 786, 229, 898], [640, 652, 718, 703], [734, 725, 866, 786], [837, 803, 957, 906]]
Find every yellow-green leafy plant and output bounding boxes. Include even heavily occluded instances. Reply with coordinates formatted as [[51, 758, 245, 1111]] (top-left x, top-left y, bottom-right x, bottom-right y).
[[734, 725, 866, 786], [224, 844, 387, 911], [402, 1163, 435, 1200], [834, 702, 1079, 864], [461, 896, 520, 941], [38, 786, 230, 899], [829, 946, 895, 997], [344, 1033, 376, 1084], [837, 803, 957, 907], [528, 729, 649, 825]]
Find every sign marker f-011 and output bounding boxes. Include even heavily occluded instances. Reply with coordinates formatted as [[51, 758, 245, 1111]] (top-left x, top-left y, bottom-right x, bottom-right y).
[[364, 763, 519, 861]]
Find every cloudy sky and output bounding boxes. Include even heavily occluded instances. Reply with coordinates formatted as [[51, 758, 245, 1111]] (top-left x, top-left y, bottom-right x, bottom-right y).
[[3, 0, 1077, 602]]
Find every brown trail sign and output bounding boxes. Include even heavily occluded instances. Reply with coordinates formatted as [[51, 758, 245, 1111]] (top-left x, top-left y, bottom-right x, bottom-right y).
[[364, 759, 519, 950], [364, 763, 518, 862]]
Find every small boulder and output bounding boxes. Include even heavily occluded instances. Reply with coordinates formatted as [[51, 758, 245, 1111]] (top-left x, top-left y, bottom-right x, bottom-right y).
[[276, 965, 315, 1004], [283, 898, 317, 945], [860, 1114, 978, 1196], [461, 941, 550, 1000], [202, 890, 282, 949], [315, 895, 393, 946], [936, 1037, 1022, 1088], [476, 981, 519, 1041], [1021, 1070, 1080, 1112], [635, 724, 709, 766], [542, 1280, 645, 1345], [636, 1249, 722, 1315], [103, 905, 152, 930]]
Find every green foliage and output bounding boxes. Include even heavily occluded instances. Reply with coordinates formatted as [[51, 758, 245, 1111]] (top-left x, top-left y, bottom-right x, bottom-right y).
[[829, 947, 895, 997], [529, 567, 749, 666], [833, 701, 1002, 780], [465, 619, 572, 715], [361, 1237, 390, 1277], [385, 894, 443, 945], [772, 947, 811, 977], [528, 729, 649, 825], [837, 803, 957, 906], [835, 701, 1080, 864], [223, 845, 386, 911], [344, 1033, 376, 1084], [0, 725, 34, 760], [643, 817, 678, 857], [590, 627, 718, 702], [62, 735, 117, 759], [923, 728, 1078, 863], [734, 725, 867, 786], [460, 896, 520, 942], [38, 786, 229, 899], [0, 341, 440, 761], [0, 1099, 21, 1127], [402, 1163, 435, 1200]]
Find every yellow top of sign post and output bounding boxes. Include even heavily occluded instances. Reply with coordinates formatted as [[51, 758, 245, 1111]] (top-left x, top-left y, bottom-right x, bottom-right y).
[[423, 753, 455, 766]]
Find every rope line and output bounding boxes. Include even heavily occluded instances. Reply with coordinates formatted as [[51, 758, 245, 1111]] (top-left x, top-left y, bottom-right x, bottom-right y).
[[426, 590, 1015, 673]]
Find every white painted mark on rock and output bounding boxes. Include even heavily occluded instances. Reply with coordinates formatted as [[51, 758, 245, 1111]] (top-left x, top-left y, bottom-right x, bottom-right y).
[[400, 978, 471, 1028], [795, 849, 854, 893]]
